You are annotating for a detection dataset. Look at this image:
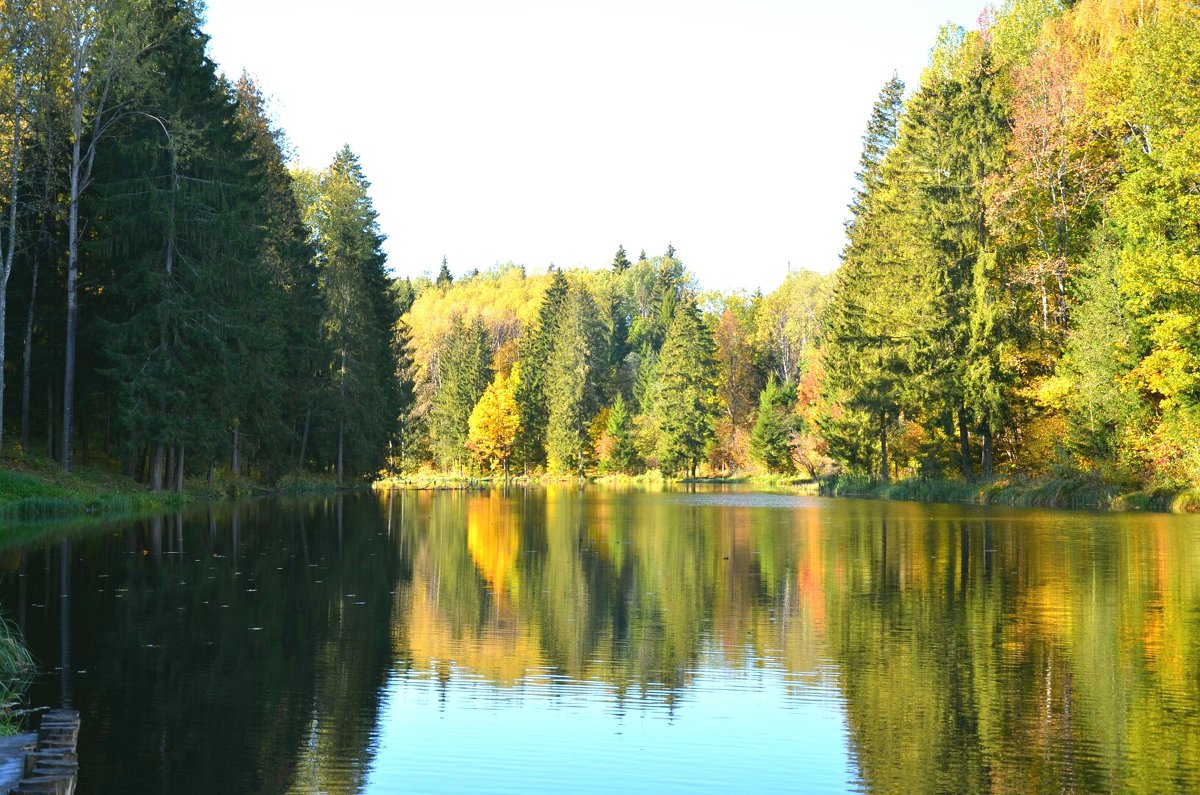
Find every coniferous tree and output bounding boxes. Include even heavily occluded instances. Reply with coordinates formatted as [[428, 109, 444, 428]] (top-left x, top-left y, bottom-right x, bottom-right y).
[[96, 0, 270, 489], [513, 269, 568, 470], [428, 317, 491, 471], [546, 284, 609, 475], [600, 393, 638, 473], [299, 146, 400, 482], [749, 377, 797, 474], [611, 244, 630, 273], [649, 299, 717, 476], [822, 74, 926, 482]]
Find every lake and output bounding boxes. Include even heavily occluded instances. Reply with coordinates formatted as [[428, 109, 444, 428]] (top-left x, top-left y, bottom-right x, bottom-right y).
[[1, 486, 1198, 793]]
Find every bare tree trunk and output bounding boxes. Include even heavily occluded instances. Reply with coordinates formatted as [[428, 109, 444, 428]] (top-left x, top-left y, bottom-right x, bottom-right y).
[[148, 443, 164, 492], [957, 405, 974, 482], [336, 416, 344, 486], [175, 446, 185, 492], [231, 426, 240, 476], [0, 50, 24, 455], [20, 256, 37, 452], [298, 407, 311, 469], [45, 380, 53, 459], [165, 446, 176, 491], [63, 121, 82, 472]]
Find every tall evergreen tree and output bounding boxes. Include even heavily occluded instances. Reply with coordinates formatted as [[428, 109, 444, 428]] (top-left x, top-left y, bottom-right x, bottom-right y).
[[546, 283, 609, 475], [428, 317, 491, 471], [649, 299, 717, 476], [96, 0, 271, 489], [749, 377, 797, 474], [513, 269, 568, 470], [300, 146, 400, 482]]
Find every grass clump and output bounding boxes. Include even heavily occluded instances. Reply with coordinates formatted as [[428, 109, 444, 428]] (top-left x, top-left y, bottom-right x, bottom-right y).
[[0, 616, 34, 735]]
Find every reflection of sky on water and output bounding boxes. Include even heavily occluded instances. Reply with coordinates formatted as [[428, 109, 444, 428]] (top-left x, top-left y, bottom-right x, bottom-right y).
[[367, 657, 854, 794]]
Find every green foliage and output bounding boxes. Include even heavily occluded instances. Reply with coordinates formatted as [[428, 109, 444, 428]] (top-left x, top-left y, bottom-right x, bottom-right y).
[[600, 394, 639, 474], [546, 284, 609, 475], [513, 269, 569, 470], [428, 318, 492, 471], [648, 299, 718, 476], [749, 377, 797, 474]]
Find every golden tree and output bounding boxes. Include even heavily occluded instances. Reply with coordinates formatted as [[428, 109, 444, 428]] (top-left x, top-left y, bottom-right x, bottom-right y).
[[467, 371, 521, 475]]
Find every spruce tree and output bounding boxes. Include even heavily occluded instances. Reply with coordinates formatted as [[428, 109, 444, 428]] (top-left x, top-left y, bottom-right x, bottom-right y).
[[650, 299, 717, 476], [546, 284, 609, 475], [428, 318, 491, 470], [749, 377, 797, 474], [513, 269, 568, 470]]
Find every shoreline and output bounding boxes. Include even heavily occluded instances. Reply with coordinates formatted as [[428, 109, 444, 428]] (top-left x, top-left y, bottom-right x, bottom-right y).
[[374, 471, 1200, 514]]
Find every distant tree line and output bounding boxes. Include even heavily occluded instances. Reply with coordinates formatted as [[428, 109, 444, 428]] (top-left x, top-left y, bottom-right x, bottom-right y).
[[398, 253, 830, 479]]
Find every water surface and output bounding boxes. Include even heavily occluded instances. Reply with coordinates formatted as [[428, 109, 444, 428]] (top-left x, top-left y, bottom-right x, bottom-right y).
[[1, 487, 1199, 793]]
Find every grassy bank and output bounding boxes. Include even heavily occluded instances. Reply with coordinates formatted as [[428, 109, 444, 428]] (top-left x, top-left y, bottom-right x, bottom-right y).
[[0, 454, 357, 528], [820, 473, 1200, 513], [0, 454, 189, 522]]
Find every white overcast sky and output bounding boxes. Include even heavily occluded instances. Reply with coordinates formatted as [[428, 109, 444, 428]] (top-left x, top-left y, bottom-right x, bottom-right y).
[[202, 0, 987, 292]]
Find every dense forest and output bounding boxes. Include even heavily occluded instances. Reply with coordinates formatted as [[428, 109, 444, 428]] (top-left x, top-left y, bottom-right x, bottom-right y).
[[1, 0, 1199, 497], [0, 0, 401, 488]]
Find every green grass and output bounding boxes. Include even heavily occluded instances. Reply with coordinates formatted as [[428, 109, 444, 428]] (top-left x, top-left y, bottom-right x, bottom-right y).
[[0, 615, 34, 735], [0, 453, 189, 525], [816, 470, 1200, 512]]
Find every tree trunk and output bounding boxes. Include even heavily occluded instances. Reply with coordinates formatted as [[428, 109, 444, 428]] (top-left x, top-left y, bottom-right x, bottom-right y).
[[337, 416, 345, 486], [46, 381, 54, 459], [231, 426, 240, 476], [957, 405, 974, 482], [165, 446, 176, 491], [19, 256, 37, 453], [175, 446, 185, 492], [63, 128, 82, 473], [79, 412, 88, 465], [981, 422, 995, 480], [298, 407, 311, 469], [149, 443, 165, 492], [879, 411, 890, 485]]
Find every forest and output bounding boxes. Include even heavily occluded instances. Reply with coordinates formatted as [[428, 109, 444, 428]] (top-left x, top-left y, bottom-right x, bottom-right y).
[[1, 0, 1199, 501]]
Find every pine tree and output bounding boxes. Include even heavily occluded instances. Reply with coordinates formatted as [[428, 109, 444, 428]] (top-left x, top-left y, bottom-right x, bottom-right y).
[[300, 146, 400, 482], [600, 393, 638, 473], [749, 377, 797, 473], [822, 74, 928, 482], [513, 269, 568, 470], [96, 0, 272, 489], [428, 317, 491, 470], [650, 299, 717, 476], [546, 284, 609, 475], [611, 244, 631, 273]]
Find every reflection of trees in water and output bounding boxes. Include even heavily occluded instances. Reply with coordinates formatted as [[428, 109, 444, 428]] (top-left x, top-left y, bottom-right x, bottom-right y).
[[0, 495, 404, 794], [390, 487, 830, 703], [823, 502, 1200, 794], [2, 491, 1197, 792]]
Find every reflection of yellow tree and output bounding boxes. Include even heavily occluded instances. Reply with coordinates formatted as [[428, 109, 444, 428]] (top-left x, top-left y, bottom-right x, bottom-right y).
[[466, 493, 521, 602]]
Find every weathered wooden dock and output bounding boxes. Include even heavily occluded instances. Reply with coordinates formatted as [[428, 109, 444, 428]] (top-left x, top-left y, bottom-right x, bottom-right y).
[[10, 710, 80, 795]]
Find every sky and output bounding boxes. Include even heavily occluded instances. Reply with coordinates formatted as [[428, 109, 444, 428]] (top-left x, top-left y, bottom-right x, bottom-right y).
[[201, 0, 988, 293]]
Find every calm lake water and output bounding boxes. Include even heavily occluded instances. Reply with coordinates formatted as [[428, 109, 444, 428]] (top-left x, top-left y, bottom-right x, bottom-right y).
[[1, 486, 1199, 793]]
